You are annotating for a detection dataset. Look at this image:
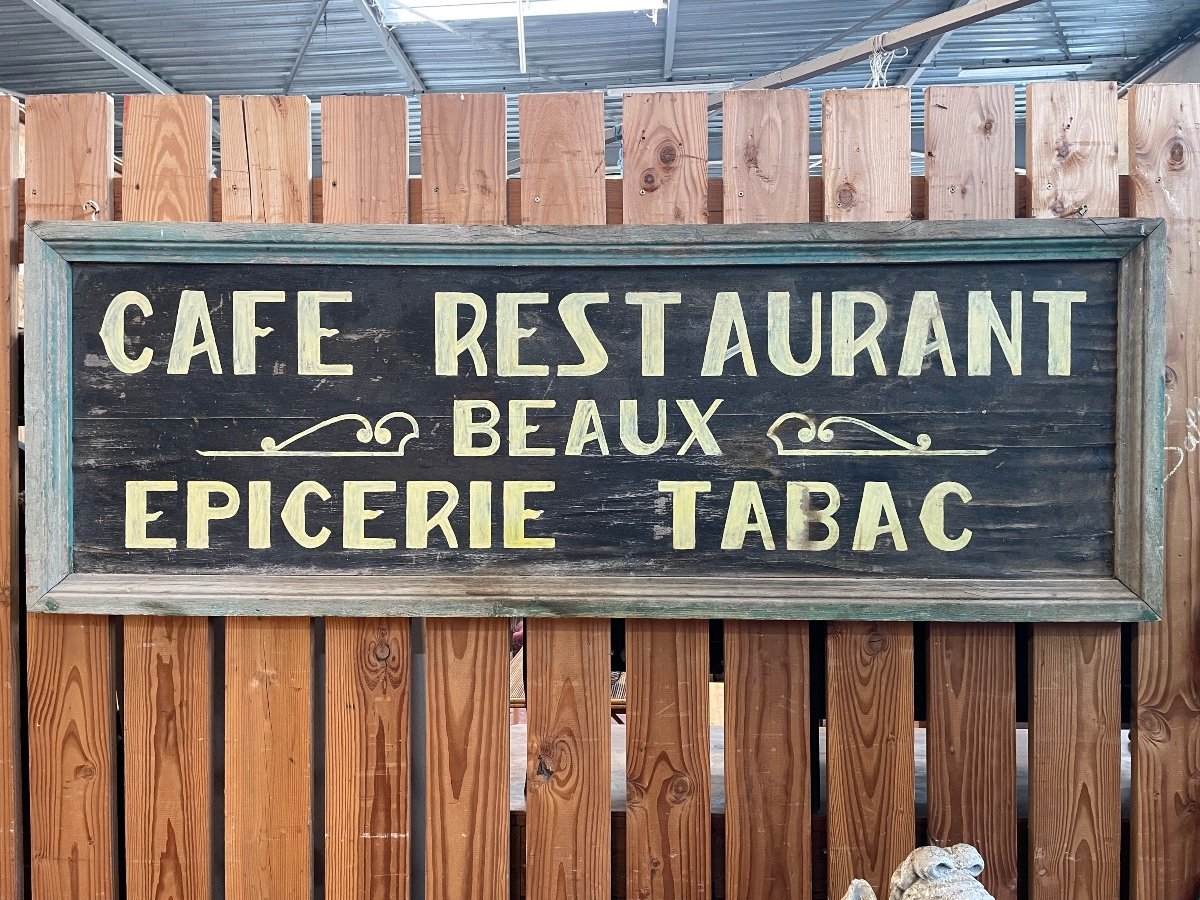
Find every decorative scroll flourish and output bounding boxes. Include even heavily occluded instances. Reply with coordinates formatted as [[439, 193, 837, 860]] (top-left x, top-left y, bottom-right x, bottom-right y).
[[198, 412, 420, 457], [767, 413, 994, 457]]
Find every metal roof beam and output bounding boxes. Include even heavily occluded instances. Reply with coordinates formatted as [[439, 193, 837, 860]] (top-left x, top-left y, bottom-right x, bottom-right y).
[[707, 0, 1043, 110], [662, 0, 679, 80], [284, 0, 332, 94], [895, 0, 972, 87], [20, 0, 176, 94], [351, 0, 427, 93], [1120, 16, 1200, 94]]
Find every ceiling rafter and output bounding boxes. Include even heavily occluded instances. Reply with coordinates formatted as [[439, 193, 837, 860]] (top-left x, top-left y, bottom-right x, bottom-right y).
[[351, 0, 427, 92]]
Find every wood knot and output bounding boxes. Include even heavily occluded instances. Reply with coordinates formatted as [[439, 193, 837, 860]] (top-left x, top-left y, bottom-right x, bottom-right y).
[[535, 755, 554, 782], [835, 183, 857, 208], [75, 764, 96, 781], [649, 857, 662, 871], [1056, 140, 1072, 161], [640, 170, 660, 192], [372, 639, 391, 662], [1166, 365, 1178, 387], [668, 774, 693, 804], [981, 118, 994, 135], [1168, 139, 1187, 170], [657, 142, 678, 167], [864, 627, 888, 657], [1137, 709, 1170, 743]]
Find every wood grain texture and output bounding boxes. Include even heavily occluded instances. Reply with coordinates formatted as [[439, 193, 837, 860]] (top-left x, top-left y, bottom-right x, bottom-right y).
[[720, 86, 812, 900], [924, 85, 1015, 221], [320, 93, 411, 900], [520, 90, 611, 900], [622, 91, 708, 225], [218, 93, 314, 900], [626, 620, 711, 900], [24, 92, 117, 900], [0, 95, 21, 900], [224, 617, 313, 900], [1026, 80, 1123, 900], [822, 88, 911, 222], [421, 92, 510, 900], [923, 84, 1018, 900], [420, 93, 506, 226], [825, 622, 915, 897], [1028, 626, 1121, 900], [122, 94, 213, 223], [120, 93, 214, 900], [724, 622, 811, 900], [424, 618, 509, 900], [321, 95, 409, 225], [1128, 83, 1200, 900], [518, 92, 605, 227], [722, 89, 810, 224], [325, 619, 410, 900], [1027, 82, 1120, 219], [218, 96, 312, 224], [525, 619, 611, 900], [822, 88, 915, 900]]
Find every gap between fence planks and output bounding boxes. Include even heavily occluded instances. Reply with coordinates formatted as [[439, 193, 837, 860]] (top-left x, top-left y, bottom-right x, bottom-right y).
[[923, 84, 1018, 900], [218, 94, 316, 900], [1128, 83, 1200, 900], [321, 94, 412, 900], [518, 91, 612, 900], [420, 92, 511, 900], [0, 94, 20, 900], [721, 88, 812, 900], [24, 92, 119, 900], [1025, 81, 1122, 900], [622, 90, 712, 900], [120, 93, 214, 900], [822, 87, 917, 900]]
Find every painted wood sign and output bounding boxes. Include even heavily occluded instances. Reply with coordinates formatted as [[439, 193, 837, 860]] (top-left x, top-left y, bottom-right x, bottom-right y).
[[25, 220, 1165, 619]]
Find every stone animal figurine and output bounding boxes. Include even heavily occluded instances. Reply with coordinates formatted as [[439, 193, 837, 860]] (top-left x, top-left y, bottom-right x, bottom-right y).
[[840, 844, 993, 900]]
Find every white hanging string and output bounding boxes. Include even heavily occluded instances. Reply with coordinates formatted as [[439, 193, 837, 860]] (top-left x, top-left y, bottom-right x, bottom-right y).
[[866, 35, 908, 88]]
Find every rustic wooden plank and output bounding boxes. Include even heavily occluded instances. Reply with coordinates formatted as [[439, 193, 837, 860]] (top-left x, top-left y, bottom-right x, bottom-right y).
[[320, 92, 412, 900], [420, 93, 506, 226], [420, 90, 510, 900], [224, 617, 313, 900], [622, 91, 709, 225], [722, 89, 810, 224], [923, 84, 1018, 900], [519, 89, 611, 900], [218, 93, 314, 900], [218, 95, 312, 224], [719, 85, 812, 900], [822, 87, 915, 900], [0, 94, 21, 900], [1026, 80, 1122, 900], [325, 619, 410, 900], [724, 622, 810, 900], [425, 618, 509, 900], [622, 90, 711, 900], [321, 95, 409, 225], [119, 93, 214, 900], [626, 620, 711, 900], [24, 92, 117, 900], [1128, 83, 1200, 900], [822, 88, 911, 222]]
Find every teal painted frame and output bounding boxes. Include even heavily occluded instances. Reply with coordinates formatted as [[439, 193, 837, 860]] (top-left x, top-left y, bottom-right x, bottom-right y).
[[23, 218, 1167, 621]]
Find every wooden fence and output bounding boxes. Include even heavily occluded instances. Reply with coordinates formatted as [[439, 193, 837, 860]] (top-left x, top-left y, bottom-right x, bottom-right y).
[[0, 81, 1197, 900]]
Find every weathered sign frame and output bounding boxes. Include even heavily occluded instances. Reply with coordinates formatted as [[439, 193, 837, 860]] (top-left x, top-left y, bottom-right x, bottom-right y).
[[24, 218, 1166, 621]]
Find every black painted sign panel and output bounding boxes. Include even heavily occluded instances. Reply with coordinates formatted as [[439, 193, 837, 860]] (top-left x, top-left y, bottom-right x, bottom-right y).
[[71, 257, 1119, 579]]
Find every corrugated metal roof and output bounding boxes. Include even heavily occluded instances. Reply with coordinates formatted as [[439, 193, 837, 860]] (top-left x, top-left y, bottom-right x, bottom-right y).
[[0, 0, 1194, 173]]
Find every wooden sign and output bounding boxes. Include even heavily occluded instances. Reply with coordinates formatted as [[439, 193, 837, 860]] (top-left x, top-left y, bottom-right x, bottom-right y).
[[25, 219, 1165, 620]]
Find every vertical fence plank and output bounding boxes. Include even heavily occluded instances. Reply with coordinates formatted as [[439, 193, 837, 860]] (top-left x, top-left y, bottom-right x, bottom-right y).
[[24, 92, 118, 900], [821, 87, 916, 899], [1025, 81, 1122, 900], [518, 91, 611, 900], [1128, 83, 1200, 900], [720, 88, 812, 900], [218, 94, 314, 900], [321, 94, 412, 900], [420, 92, 510, 900], [120, 93, 214, 900], [0, 94, 21, 900], [622, 91, 711, 900], [923, 84, 1018, 900]]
